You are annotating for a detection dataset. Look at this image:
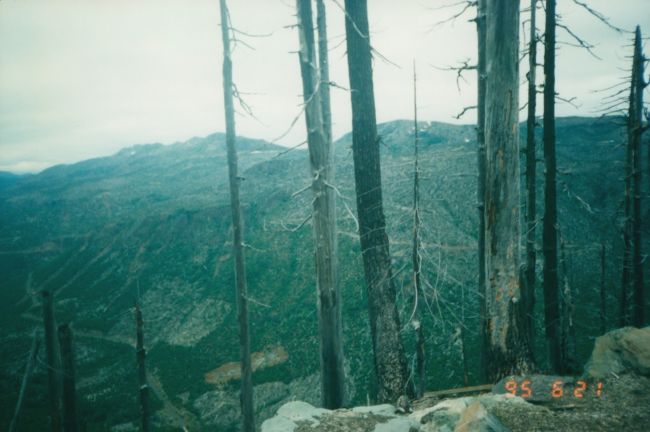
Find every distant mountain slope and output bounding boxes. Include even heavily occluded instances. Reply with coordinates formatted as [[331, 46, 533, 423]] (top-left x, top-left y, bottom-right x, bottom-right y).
[[0, 117, 644, 431]]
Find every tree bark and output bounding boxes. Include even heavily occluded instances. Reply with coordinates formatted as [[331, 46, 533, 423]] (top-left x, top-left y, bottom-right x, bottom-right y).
[[483, 0, 533, 382], [58, 324, 77, 432], [8, 330, 40, 432], [524, 0, 538, 344], [135, 303, 150, 432], [296, 0, 345, 409], [42, 290, 62, 432], [630, 26, 645, 328], [600, 243, 607, 335], [317, 0, 332, 145], [542, 0, 562, 373], [475, 0, 488, 384], [219, 0, 255, 428], [344, 0, 410, 402], [411, 63, 425, 398]]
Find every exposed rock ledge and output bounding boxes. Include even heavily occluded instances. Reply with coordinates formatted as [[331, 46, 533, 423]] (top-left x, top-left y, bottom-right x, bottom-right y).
[[262, 326, 650, 432]]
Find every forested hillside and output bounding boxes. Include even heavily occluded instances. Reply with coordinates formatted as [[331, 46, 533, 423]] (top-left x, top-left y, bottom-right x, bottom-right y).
[[1, 116, 642, 431]]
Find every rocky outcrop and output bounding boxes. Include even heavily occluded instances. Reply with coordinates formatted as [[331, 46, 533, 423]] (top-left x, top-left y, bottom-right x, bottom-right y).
[[261, 395, 518, 432], [583, 326, 650, 379]]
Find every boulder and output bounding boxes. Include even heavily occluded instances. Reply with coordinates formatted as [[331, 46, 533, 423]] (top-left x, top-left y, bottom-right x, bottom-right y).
[[454, 401, 509, 432], [413, 395, 518, 432], [261, 401, 419, 432], [584, 326, 650, 379]]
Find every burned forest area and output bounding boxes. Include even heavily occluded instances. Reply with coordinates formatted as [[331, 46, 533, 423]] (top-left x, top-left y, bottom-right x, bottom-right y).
[[0, 0, 649, 431]]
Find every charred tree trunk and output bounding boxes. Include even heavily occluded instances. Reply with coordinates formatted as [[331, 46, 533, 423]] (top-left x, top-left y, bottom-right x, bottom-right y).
[[600, 243, 607, 335], [317, 0, 332, 144], [135, 303, 150, 432], [42, 290, 62, 432], [559, 238, 576, 373], [58, 324, 77, 432], [219, 0, 255, 427], [542, 0, 562, 373], [411, 63, 425, 398], [483, 0, 533, 381], [524, 0, 538, 344], [630, 26, 645, 328], [8, 330, 40, 432], [475, 0, 488, 384], [296, 0, 345, 409], [344, 0, 410, 402]]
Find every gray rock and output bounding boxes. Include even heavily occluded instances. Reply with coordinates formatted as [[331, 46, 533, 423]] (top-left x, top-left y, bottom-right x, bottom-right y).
[[584, 326, 650, 379], [454, 401, 509, 432], [261, 401, 420, 432]]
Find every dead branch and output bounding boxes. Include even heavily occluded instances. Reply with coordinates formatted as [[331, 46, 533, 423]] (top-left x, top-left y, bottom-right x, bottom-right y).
[[454, 105, 477, 119]]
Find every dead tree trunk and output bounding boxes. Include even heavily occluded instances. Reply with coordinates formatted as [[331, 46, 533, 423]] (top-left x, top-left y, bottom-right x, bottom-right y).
[[411, 63, 426, 398], [58, 324, 77, 432], [542, 0, 562, 373], [559, 238, 576, 373], [135, 303, 150, 432], [344, 0, 410, 402], [630, 26, 645, 328], [8, 330, 40, 432], [475, 0, 488, 384], [600, 242, 607, 335], [42, 290, 62, 432], [483, 0, 533, 381], [316, 0, 332, 144], [524, 0, 538, 343], [219, 1, 255, 428], [296, 0, 345, 409]]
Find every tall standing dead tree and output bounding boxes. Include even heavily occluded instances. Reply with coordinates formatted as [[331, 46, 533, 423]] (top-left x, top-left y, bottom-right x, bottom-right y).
[[295, 0, 345, 409], [475, 0, 488, 384], [135, 303, 150, 432], [58, 323, 78, 432], [411, 63, 426, 398], [8, 330, 40, 432], [629, 26, 645, 328], [42, 290, 62, 432], [483, 0, 533, 381], [524, 0, 538, 344], [219, 0, 255, 428], [344, 0, 410, 402], [542, 0, 562, 374]]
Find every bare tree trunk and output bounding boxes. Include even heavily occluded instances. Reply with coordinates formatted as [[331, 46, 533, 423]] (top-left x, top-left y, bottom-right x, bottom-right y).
[[135, 303, 150, 432], [296, 0, 345, 409], [475, 0, 488, 384], [600, 242, 607, 335], [524, 0, 538, 344], [460, 284, 469, 387], [559, 238, 576, 373], [483, 0, 533, 382], [219, 0, 255, 427], [8, 330, 40, 432], [42, 290, 62, 432], [631, 26, 645, 328], [344, 0, 410, 402], [58, 324, 77, 432], [317, 0, 332, 144], [542, 0, 562, 373], [411, 63, 425, 398]]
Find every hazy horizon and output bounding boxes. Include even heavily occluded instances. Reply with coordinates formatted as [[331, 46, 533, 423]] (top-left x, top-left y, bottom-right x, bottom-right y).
[[1, 0, 648, 174]]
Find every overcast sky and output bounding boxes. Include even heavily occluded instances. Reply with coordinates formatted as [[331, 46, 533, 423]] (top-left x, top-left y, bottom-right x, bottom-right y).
[[0, 0, 648, 174]]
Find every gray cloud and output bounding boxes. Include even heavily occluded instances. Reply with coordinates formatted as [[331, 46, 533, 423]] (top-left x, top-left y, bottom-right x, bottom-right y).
[[0, 0, 648, 173]]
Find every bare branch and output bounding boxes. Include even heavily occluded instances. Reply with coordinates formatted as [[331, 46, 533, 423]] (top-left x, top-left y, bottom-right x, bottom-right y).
[[571, 0, 627, 34], [556, 22, 601, 60], [454, 105, 477, 119]]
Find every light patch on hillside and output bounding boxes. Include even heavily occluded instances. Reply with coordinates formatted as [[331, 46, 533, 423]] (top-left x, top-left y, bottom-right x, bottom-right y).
[[204, 345, 289, 385]]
